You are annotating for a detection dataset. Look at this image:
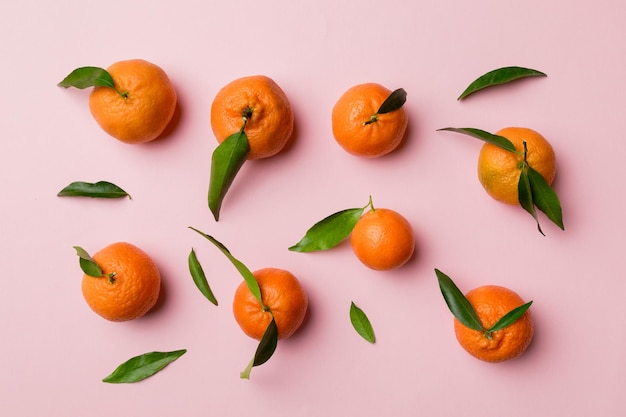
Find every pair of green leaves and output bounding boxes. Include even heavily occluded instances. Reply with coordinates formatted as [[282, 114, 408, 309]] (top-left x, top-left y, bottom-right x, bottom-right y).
[[58, 181, 130, 199], [289, 197, 373, 252], [74, 246, 116, 282], [189, 227, 277, 379], [435, 269, 532, 339], [438, 127, 563, 234], [58, 66, 126, 97]]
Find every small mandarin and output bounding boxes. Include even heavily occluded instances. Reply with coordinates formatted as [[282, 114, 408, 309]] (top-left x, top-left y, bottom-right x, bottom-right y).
[[233, 268, 308, 340], [81, 242, 161, 322], [332, 83, 408, 157], [351, 208, 415, 270], [88, 59, 177, 144], [454, 285, 534, 362], [477, 127, 556, 205], [210, 75, 294, 160]]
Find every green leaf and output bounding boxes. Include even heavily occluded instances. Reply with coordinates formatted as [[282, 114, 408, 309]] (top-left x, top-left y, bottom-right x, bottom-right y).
[[188, 227, 264, 308], [57, 181, 130, 199], [188, 248, 218, 305], [288, 208, 365, 252], [437, 127, 518, 153], [208, 131, 250, 221], [377, 88, 407, 114], [528, 166, 564, 231], [73, 246, 104, 277], [518, 165, 545, 236], [458, 66, 547, 100], [57, 66, 115, 89], [488, 301, 533, 333], [102, 349, 186, 383], [435, 269, 484, 331], [240, 318, 279, 379], [349, 302, 376, 343]]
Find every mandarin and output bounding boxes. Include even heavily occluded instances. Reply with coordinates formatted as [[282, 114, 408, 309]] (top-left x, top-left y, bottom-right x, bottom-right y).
[[478, 127, 556, 205], [332, 83, 408, 157], [210, 75, 294, 160], [81, 242, 161, 322], [454, 285, 534, 363], [233, 268, 308, 340], [350, 207, 415, 270], [88, 59, 177, 144]]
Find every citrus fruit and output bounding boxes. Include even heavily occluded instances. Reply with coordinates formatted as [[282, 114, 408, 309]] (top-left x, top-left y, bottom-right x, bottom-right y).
[[350, 208, 415, 270], [88, 59, 177, 144], [454, 285, 534, 363], [81, 242, 161, 322], [332, 82, 408, 157], [233, 268, 308, 340], [477, 127, 556, 205], [210, 75, 294, 160]]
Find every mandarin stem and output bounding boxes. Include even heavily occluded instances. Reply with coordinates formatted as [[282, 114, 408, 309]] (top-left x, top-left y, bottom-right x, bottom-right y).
[[363, 114, 378, 126]]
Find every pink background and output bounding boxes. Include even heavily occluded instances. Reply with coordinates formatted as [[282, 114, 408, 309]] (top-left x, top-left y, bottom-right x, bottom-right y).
[[2, 0, 625, 415]]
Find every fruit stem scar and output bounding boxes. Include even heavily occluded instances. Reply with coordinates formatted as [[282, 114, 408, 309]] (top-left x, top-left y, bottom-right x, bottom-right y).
[[483, 330, 493, 340], [107, 272, 117, 284]]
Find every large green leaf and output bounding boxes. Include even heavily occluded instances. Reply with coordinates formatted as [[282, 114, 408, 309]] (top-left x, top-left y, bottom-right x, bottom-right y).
[[240, 318, 278, 379], [188, 248, 218, 305], [377, 88, 407, 114], [437, 127, 518, 153], [57, 66, 115, 89], [435, 269, 483, 331], [518, 165, 545, 236], [350, 302, 376, 343], [208, 131, 250, 221], [528, 167, 564, 230], [102, 350, 187, 383], [288, 208, 364, 252], [57, 181, 130, 199], [488, 301, 533, 333], [458, 66, 546, 100]]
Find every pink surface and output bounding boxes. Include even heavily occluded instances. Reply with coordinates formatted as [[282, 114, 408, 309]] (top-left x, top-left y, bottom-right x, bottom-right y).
[[2, 0, 625, 415]]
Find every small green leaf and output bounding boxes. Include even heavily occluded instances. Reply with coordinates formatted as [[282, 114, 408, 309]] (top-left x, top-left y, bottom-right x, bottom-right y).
[[208, 131, 250, 221], [437, 127, 518, 153], [435, 269, 484, 331], [240, 318, 279, 379], [57, 181, 130, 199], [488, 301, 533, 333], [188, 248, 218, 305], [528, 166, 564, 231], [188, 227, 264, 308], [102, 349, 186, 383], [58, 66, 115, 89], [458, 66, 547, 100], [289, 208, 365, 252], [518, 165, 545, 236], [377, 88, 407, 114], [350, 302, 376, 343], [73, 246, 104, 278]]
